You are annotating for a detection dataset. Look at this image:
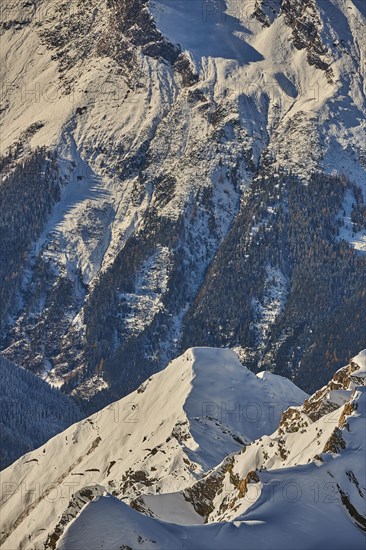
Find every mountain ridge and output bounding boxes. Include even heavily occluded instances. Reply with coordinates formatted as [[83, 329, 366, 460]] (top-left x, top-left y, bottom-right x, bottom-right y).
[[1, 348, 364, 549]]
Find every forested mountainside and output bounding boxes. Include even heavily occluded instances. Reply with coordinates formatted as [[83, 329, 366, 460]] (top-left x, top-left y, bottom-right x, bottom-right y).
[[0, 0, 365, 411], [0, 357, 81, 469], [1, 348, 364, 550], [182, 171, 366, 392]]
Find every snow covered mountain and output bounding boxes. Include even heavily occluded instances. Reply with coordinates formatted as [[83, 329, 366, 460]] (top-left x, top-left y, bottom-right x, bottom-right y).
[[1, 2, 365, 547], [0, 348, 364, 549], [0, 347, 307, 549], [0, 0, 365, 410]]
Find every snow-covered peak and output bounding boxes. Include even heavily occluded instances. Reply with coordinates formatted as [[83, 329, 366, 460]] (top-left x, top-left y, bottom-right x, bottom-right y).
[[133, 354, 366, 541], [1, 350, 364, 549], [0, 347, 306, 550], [181, 347, 307, 440], [0, 2, 365, 545]]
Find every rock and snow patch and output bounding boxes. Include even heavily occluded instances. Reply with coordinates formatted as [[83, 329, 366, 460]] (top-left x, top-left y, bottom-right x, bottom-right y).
[[117, 245, 173, 337], [134, 354, 366, 539], [352, 349, 366, 376], [252, 265, 289, 353]]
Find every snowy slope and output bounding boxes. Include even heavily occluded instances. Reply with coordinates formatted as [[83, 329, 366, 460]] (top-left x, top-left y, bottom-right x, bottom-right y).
[[0, 347, 306, 550], [58, 410, 366, 550], [56, 352, 366, 550], [133, 351, 366, 523]]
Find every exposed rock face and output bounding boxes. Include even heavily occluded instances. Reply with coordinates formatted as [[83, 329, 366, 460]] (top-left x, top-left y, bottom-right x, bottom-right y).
[[303, 360, 364, 421], [281, 0, 333, 77]]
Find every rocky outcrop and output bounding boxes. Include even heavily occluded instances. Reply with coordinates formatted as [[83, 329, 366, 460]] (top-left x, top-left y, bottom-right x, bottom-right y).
[[281, 0, 334, 80]]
